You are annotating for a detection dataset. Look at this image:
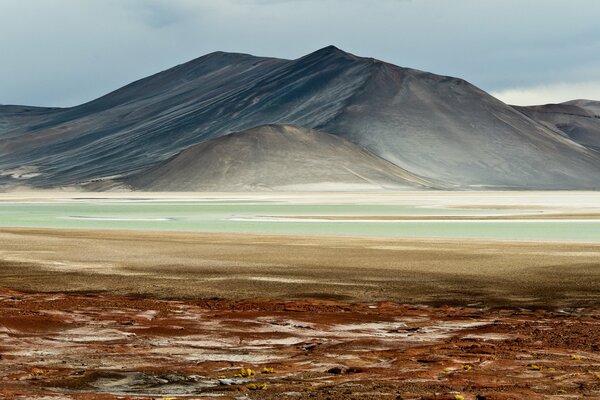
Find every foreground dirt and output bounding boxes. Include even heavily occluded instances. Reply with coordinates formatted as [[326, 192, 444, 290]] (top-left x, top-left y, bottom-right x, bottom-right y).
[[0, 288, 599, 399]]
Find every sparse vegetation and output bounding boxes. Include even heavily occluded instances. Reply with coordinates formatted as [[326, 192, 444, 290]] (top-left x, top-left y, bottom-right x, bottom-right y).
[[248, 383, 268, 390], [235, 367, 255, 378]]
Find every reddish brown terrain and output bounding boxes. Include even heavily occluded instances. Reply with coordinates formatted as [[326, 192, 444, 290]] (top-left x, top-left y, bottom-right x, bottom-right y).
[[1, 288, 599, 400]]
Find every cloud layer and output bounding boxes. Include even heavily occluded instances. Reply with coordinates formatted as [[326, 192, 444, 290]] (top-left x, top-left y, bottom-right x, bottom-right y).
[[1, 0, 599, 106], [493, 81, 600, 106]]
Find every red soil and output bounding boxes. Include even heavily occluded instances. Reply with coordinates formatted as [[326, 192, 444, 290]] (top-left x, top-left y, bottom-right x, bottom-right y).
[[0, 288, 599, 399]]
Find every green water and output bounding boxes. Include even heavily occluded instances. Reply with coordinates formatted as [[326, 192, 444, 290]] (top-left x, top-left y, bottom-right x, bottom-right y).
[[0, 201, 598, 241]]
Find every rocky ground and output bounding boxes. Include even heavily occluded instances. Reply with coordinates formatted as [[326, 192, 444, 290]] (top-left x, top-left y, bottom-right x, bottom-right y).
[[1, 288, 599, 400]]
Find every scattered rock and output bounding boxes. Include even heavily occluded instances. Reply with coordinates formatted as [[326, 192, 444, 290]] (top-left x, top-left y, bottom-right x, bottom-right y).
[[326, 366, 364, 375]]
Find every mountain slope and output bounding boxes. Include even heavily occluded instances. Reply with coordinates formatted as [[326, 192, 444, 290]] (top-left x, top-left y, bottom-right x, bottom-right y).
[[124, 125, 436, 191], [2, 46, 600, 190], [1, 47, 375, 187], [0, 52, 289, 186], [514, 100, 600, 151], [318, 62, 600, 189]]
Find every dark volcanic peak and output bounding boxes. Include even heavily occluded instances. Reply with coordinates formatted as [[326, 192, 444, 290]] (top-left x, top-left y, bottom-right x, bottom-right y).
[[0, 105, 62, 114], [70, 50, 281, 112], [124, 124, 436, 191], [318, 63, 600, 189], [1, 47, 600, 190], [298, 45, 362, 62], [0, 105, 64, 141], [514, 102, 596, 118], [514, 100, 600, 151], [563, 99, 600, 117]]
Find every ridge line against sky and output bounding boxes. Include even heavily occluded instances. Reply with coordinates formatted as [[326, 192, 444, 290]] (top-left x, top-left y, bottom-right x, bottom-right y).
[[1, 0, 599, 107]]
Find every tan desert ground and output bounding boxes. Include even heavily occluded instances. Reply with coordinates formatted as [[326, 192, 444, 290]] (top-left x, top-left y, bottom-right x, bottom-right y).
[[1, 192, 599, 399]]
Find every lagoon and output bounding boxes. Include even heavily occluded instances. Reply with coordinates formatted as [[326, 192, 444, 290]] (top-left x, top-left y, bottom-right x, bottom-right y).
[[0, 199, 598, 242]]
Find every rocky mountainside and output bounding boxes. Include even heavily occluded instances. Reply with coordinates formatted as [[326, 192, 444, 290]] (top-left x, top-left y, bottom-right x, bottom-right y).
[[514, 100, 600, 152], [2, 46, 600, 190]]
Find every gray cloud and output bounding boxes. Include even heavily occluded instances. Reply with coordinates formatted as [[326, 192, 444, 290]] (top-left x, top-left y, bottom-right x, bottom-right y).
[[124, 0, 192, 28], [1, 0, 599, 107]]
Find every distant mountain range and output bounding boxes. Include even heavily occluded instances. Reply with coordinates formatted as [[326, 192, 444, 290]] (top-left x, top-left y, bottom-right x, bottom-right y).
[[1, 46, 599, 191]]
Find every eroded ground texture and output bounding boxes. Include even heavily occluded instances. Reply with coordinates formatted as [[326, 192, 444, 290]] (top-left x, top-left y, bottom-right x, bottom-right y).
[[0, 288, 599, 400]]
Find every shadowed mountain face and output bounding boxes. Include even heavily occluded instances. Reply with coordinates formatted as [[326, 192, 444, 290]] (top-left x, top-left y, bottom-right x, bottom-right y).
[[125, 125, 437, 191], [1, 46, 600, 190], [514, 100, 600, 152]]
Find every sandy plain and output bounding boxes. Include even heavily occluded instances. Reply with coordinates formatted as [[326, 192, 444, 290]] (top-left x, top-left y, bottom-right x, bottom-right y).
[[1, 227, 600, 308]]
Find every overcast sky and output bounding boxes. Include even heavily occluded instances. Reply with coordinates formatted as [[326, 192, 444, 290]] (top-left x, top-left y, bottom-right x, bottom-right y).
[[1, 0, 599, 107]]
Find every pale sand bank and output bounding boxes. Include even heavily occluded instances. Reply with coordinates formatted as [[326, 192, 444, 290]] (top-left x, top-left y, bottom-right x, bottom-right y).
[[2, 190, 600, 209]]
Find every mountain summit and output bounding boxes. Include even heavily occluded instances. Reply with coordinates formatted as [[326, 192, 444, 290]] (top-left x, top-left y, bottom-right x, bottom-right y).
[[1, 47, 600, 190]]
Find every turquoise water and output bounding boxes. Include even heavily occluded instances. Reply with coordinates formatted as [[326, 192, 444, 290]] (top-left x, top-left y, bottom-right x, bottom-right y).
[[0, 201, 598, 241]]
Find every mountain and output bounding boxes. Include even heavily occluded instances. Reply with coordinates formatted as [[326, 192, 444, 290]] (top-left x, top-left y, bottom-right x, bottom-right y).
[[123, 124, 437, 191], [2, 45, 600, 190], [514, 100, 600, 151]]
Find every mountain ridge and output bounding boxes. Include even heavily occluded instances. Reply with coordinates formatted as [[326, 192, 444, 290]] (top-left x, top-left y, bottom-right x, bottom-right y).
[[514, 100, 600, 152], [1, 46, 600, 191]]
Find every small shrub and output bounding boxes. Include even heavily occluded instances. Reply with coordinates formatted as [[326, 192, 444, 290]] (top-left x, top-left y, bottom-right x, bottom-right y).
[[248, 383, 268, 390], [238, 367, 255, 377]]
